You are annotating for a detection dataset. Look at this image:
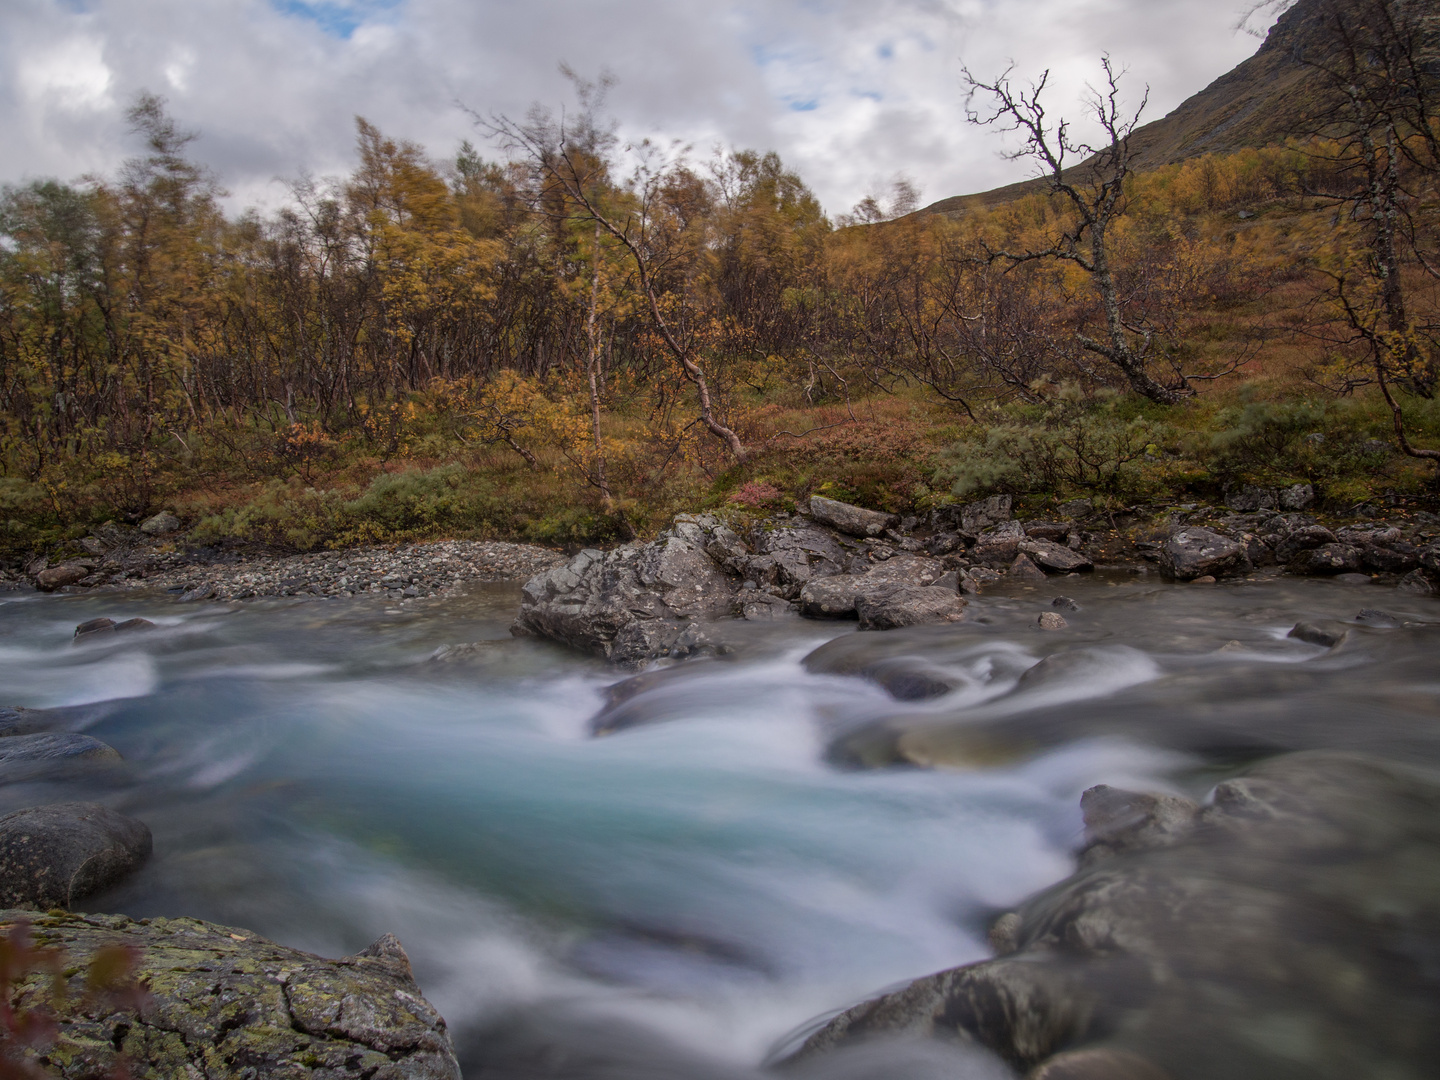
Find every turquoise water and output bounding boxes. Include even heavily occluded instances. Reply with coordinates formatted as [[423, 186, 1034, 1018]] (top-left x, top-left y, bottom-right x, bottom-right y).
[[0, 575, 1434, 1077]]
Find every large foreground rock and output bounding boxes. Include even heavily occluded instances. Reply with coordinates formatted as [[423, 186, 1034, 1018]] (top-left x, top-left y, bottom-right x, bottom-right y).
[[0, 803, 151, 909], [1158, 527, 1247, 581], [790, 752, 1440, 1080], [4, 909, 460, 1079]]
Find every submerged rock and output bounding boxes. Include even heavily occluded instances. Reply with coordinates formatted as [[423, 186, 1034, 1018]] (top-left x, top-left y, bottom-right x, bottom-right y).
[[0, 733, 122, 779], [73, 617, 156, 643], [789, 752, 1440, 1080], [3, 909, 460, 1079], [0, 803, 150, 909]]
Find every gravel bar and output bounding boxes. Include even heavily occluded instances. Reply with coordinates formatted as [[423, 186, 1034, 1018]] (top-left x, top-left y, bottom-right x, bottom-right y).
[[103, 540, 566, 602]]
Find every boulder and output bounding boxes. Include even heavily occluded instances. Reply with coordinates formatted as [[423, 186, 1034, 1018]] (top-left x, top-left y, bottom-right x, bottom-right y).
[[0, 803, 150, 909], [1420, 543, 1440, 574], [797, 554, 948, 619], [1009, 553, 1048, 584], [1052, 596, 1082, 612], [1279, 482, 1315, 510], [1019, 538, 1093, 573], [1022, 521, 1070, 542], [960, 495, 1013, 535], [788, 752, 1440, 1080], [855, 586, 965, 631], [1157, 527, 1247, 581], [972, 521, 1026, 567], [1397, 568, 1437, 596], [1286, 543, 1363, 576], [138, 510, 181, 535], [1273, 524, 1337, 564], [746, 522, 855, 597], [1037, 612, 1068, 630], [1, 909, 459, 1079], [1288, 621, 1349, 648], [797, 575, 869, 618], [807, 496, 897, 538], [1360, 541, 1420, 573], [35, 564, 90, 592], [512, 521, 737, 665]]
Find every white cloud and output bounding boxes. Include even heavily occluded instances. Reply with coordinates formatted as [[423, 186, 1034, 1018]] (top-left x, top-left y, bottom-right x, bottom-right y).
[[0, 0, 1280, 216], [18, 35, 113, 111]]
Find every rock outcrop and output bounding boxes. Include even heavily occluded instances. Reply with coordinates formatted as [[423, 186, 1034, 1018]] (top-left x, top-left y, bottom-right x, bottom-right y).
[[789, 752, 1440, 1080], [4, 909, 460, 1079]]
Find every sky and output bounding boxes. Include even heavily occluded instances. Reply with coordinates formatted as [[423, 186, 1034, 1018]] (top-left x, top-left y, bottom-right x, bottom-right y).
[[2, 0, 1289, 219]]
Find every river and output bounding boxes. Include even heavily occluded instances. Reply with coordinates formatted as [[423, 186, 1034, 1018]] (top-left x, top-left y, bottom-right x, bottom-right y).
[[0, 573, 1435, 1078]]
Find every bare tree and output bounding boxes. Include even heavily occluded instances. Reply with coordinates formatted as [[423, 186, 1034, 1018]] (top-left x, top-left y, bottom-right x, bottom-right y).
[[963, 58, 1238, 404], [1298, 0, 1440, 463]]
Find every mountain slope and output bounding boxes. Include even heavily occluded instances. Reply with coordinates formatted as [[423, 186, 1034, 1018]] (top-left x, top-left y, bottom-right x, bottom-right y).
[[918, 0, 1367, 215]]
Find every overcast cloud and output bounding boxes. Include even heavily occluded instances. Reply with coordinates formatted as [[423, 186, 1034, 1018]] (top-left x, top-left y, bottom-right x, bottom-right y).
[[2, 0, 1284, 217]]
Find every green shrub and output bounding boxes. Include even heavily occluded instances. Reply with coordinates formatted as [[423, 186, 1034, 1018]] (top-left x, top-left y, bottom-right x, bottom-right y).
[[937, 388, 1173, 500]]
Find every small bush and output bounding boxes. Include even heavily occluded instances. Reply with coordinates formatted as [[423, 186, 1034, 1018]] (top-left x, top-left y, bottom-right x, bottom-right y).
[[937, 388, 1173, 500]]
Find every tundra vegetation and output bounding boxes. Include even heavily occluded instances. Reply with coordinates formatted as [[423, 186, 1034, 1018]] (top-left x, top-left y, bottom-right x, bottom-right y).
[[1, 0, 1438, 558]]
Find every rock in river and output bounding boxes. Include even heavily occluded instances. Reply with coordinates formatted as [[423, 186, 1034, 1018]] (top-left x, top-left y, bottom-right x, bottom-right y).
[[1019, 538, 1093, 573], [0, 803, 151, 909], [2, 909, 460, 1079], [855, 585, 965, 630], [511, 521, 736, 666], [1158, 527, 1247, 581], [0, 733, 122, 780], [788, 752, 1440, 1080]]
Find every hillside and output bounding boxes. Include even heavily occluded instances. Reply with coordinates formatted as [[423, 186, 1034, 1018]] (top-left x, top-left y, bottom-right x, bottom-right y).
[[920, 0, 1416, 215]]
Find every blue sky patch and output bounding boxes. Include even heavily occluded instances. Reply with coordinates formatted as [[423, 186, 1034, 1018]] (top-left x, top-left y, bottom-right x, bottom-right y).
[[271, 0, 400, 39], [786, 97, 819, 112]]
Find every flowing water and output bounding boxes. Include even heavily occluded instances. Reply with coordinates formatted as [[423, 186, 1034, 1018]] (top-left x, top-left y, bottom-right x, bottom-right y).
[[0, 574, 1436, 1078]]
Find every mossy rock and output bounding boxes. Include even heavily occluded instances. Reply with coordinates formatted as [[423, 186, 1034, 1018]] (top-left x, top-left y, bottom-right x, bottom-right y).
[[4, 909, 459, 1079]]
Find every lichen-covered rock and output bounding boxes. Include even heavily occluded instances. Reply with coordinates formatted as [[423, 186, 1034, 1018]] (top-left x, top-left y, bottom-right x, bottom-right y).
[[971, 521, 1025, 567], [807, 496, 897, 538], [1158, 527, 1247, 581], [5, 909, 460, 1079], [855, 585, 965, 630], [511, 525, 736, 666], [745, 521, 857, 597], [0, 803, 151, 909], [138, 510, 181, 535], [796, 554, 948, 618], [789, 752, 1440, 1080]]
